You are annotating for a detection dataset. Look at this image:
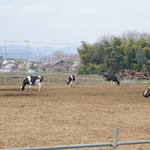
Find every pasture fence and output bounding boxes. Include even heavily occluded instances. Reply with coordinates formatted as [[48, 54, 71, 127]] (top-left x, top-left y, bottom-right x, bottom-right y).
[[0, 73, 149, 85], [0, 73, 104, 85], [1, 128, 150, 150]]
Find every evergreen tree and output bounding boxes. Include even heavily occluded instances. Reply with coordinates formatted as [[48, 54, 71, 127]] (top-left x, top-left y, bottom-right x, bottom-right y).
[[77, 31, 150, 75]]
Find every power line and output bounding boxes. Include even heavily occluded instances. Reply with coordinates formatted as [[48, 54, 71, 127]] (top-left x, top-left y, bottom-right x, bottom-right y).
[[0, 40, 23, 43], [0, 40, 80, 45]]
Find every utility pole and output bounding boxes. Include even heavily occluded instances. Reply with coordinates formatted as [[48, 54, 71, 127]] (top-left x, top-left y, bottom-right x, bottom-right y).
[[24, 40, 30, 71], [67, 40, 69, 48], [1, 41, 7, 59], [38, 51, 41, 73], [24, 40, 30, 61], [50, 55, 53, 72], [4, 41, 7, 58]]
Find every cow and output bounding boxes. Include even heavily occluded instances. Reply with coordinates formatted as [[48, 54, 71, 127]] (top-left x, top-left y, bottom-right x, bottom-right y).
[[66, 74, 75, 86], [102, 74, 120, 85], [21, 75, 44, 91], [143, 87, 150, 98]]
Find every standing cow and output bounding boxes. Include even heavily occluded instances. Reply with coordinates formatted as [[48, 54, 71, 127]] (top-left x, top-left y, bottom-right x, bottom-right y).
[[103, 74, 120, 85], [143, 87, 150, 98], [21, 75, 44, 91], [66, 74, 75, 86]]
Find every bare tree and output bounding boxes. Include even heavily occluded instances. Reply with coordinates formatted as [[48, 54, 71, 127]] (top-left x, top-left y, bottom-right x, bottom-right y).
[[52, 50, 64, 60]]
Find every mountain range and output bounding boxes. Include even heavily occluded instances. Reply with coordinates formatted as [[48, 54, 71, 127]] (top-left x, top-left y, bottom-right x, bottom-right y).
[[0, 44, 80, 61]]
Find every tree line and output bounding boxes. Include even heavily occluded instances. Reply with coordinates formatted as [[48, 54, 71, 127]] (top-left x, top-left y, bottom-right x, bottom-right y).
[[77, 31, 150, 75]]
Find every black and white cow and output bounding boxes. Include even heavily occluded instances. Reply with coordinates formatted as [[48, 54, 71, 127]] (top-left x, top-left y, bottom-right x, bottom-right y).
[[103, 74, 120, 85], [66, 74, 75, 86], [143, 87, 150, 98], [21, 75, 44, 91]]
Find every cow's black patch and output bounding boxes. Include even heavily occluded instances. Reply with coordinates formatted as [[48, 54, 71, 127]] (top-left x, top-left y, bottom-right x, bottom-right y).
[[103, 74, 120, 85]]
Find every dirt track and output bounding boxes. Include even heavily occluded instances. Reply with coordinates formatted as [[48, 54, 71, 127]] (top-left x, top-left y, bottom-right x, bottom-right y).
[[0, 83, 150, 150]]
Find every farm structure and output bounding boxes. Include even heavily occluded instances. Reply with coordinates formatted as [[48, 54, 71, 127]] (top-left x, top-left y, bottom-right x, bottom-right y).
[[0, 83, 150, 150]]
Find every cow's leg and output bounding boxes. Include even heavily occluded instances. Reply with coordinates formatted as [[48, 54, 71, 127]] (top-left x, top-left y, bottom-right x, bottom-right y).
[[25, 85, 28, 91], [112, 81, 116, 86], [41, 82, 44, 90], [105, 81, 111, 86], [102, 78, 106, 85], [21, 84, 26, 91], [103, 80, 109, 86], [29, 85, 31, 91], [70, 81, 73, 87], [21, 84, 31, 91], [26, 84, 31, 91], [37, 82, 42, 91]]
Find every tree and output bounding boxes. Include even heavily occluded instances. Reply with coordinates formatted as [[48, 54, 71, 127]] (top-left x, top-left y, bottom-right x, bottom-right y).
[[77, 41, 94, 65], [77, 31, 150, 75], [53, 50, 64, 60]]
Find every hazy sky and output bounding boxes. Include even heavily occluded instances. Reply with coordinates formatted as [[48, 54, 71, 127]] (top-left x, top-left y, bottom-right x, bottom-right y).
[[0, 0, 150, 46]]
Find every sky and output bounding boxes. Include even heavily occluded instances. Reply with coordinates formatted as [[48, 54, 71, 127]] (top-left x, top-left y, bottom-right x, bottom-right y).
[[0, 0, 150, 47]]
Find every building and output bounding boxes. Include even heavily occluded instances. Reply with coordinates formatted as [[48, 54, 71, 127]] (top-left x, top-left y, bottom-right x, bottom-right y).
[[3, 62, 18, 70]]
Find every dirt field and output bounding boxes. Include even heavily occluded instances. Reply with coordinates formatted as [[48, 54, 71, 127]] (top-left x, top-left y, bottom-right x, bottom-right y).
[[0, 83, 150, 150]]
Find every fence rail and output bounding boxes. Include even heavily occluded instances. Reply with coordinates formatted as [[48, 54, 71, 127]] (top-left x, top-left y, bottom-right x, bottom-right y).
[[0, 74, 104, 85], [0, 74, 149, 85], [1, 128, 150, 150]]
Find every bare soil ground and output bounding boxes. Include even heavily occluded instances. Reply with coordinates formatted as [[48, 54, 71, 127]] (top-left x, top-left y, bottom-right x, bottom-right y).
[[0, 83, 150, 150]]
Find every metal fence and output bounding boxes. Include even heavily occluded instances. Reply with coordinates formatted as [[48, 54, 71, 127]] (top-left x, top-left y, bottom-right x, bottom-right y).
[[1, 128, 150, 150], [0, 73, 104, 85], [0, 73, 149, 85]]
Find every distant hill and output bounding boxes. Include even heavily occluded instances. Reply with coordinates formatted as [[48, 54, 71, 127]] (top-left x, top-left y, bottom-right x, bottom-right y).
[[0, 44, 80, 60]]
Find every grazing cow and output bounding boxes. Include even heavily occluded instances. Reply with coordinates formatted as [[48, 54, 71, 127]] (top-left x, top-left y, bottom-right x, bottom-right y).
[[21, 75, 44, 91], [103, 74, 120, 85], [66, 74, 75, 86], [143, 87, 150, 98]]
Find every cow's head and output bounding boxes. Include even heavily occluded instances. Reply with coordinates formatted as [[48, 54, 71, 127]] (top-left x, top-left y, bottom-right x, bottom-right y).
[[66, 76, 72, 85], [20, 84, 25, 91], [143, 87, 150, 98], [66, 79, 70, 85]]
